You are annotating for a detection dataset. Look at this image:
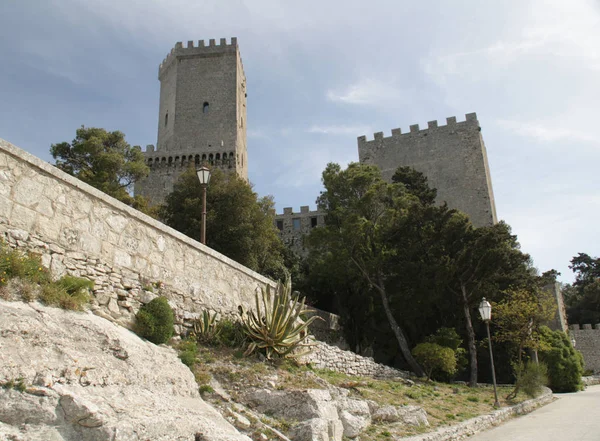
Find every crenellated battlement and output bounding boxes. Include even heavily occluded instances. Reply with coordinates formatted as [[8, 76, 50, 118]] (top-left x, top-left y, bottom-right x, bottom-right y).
[[357, 113, 478, 144], [158, 37, 240, 78], [276, 206, 323, 217]]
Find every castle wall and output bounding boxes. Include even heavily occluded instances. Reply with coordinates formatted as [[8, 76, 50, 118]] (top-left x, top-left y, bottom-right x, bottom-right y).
[[0, 138, 273, 332], [358, 113, 497, 227], [274, 206, 325, 256], [569, 324, 600, 373]]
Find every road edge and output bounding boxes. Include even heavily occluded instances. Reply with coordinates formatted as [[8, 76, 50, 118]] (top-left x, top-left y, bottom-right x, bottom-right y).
[[399, 387, 553, 441]]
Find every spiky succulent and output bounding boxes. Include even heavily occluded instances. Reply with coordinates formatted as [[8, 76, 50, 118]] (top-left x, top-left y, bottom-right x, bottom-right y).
[[239, 277, 322, 360]]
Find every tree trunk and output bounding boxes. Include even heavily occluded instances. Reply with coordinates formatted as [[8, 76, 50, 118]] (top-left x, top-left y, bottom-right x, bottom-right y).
[[461, 283, 478, 387], [376, 277, 425, 377]]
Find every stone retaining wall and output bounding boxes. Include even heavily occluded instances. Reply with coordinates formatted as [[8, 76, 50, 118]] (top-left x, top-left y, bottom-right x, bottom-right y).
[[302, 340, 410, 379], [400, 387, 553, 441], [569, 324, 600, 373], [0, 138, 396, 379]]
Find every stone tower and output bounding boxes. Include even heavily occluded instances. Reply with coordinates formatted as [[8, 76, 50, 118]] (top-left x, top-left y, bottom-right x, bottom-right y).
[[358, 113, 497, 227], [135, 38, 248, 205]]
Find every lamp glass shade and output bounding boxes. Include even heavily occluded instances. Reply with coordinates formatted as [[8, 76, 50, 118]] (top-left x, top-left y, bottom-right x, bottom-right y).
[[196, 166, 211, 185], [479, 298, 492, 321]]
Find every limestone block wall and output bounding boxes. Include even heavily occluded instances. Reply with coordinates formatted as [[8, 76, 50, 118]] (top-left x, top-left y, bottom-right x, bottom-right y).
[[0, 138, 275, 332], [358, 113, 497, 228], [569, 324, 600, 373]]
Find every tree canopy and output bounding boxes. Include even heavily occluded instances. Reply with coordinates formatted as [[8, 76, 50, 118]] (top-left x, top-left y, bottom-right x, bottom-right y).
[[563, 253, 600, 324], [160, 167, 287, 280], [50, 126, 152, 212]]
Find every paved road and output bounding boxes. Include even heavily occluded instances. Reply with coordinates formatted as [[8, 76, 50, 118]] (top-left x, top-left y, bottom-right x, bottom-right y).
[[469, 385, 600, 441]]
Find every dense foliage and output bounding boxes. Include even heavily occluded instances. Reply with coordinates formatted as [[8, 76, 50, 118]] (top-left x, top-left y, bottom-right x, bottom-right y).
[[161, 168, 287, 279], [538, 326, 583, 392], [304, 162, 535, 382], [412, 342, 457, 381], [563, 253, 600, 325], [512, 361, 548, 398], [135, 297, 175, 344], [50, 127, 154, 213]]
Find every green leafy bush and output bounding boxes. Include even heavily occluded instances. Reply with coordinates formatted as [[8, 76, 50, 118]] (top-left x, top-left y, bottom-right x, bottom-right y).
[[39, 275, 93, 311], [513, 361, 548, 398], [412, 342, 457, 381], [425, 327, 467, 379], [216, 319, 246, 347], [538, 326, 583, 392], [239, 277, 321, 360], [135, 297, 174, 344], [0, 242, 51, 286], [178, 339, 199, 367]]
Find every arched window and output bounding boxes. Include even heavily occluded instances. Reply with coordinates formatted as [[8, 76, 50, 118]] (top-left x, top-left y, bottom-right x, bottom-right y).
[[216, 153, 221, 161], [202, 154, 207, 161], [194, 155, 200, 165], [165, 112, 168, 126], [203, 102, 209, 113]]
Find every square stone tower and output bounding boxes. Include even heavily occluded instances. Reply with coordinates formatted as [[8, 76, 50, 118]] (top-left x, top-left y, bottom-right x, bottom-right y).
[[135, 38, 247, 205], [358, 113, 497, 227]]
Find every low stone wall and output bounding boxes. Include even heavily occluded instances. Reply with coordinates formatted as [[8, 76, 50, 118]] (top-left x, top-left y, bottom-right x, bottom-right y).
[[582, 375, 600, 387], [400, 387, 553, 441], [570, 324, 600, 373], [0, 138, 277, 332], [301, 340, 410, 379]]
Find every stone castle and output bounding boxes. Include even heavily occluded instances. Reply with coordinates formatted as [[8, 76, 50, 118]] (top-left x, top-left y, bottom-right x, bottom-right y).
[[134, 38, 497, 253]]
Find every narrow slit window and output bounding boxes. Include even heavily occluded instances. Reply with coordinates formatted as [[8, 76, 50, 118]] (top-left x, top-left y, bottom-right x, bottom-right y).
[[165, 112, 168, 126], [203, 102, 209, 113]]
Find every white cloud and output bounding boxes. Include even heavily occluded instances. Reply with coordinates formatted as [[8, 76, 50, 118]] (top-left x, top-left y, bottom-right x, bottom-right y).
[[307, 124, 371, 136], [496, 119, 598, 144], [326, 78, 406, 106]]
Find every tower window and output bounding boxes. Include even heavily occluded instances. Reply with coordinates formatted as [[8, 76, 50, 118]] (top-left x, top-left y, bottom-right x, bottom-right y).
[[311, 217, 318, 228], [165, 112, 168, 126], [276, 220, 283, 231], [203, 102, 209, 113], [293, 218, 301, 231]]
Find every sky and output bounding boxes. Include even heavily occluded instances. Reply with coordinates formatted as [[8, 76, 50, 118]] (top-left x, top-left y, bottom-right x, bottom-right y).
[[1, 0, 599, 283]]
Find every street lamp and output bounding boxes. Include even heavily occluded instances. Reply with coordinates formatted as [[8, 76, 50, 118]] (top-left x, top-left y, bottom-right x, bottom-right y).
[[196, 166, 211, 245], [479, 297, 500, 408]]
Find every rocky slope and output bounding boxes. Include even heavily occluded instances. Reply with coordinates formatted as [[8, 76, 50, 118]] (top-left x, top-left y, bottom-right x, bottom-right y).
[[0, 299, 251, 441]]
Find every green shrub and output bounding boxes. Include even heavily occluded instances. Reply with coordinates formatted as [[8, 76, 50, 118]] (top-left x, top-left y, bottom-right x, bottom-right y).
[[538, 326, 583, 392], [135, 297, 174, 344], [178, 339, 199, 367], [513, 361, 548, 398], [425, 327, 468, 379], [39, 275, 92, 311], [0, 242, 51, 286], [216, 319, 246, 347], [412, 342, 457, 381], [239, 277, 321, 360]]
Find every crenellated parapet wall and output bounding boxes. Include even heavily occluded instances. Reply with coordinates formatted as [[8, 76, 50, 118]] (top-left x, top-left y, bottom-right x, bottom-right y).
[[357, 113, 497, 228], [274, 206, 325, 256], [158, 37, 242, 79], [569, 324, 600, 373]]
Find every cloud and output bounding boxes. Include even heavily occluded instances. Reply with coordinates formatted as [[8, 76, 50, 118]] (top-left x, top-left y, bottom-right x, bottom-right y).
[[496, 119, 597, 144], [307, 124, 371, 136], [326, 78, 406, 106]]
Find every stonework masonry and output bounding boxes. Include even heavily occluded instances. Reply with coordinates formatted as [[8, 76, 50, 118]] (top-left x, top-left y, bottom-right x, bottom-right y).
[[135, 38, 248, 206], [358, 113, 498, 228], [0, 138, 399, 379], [569, 324, 600, 373], [274, 206, 325, 256]]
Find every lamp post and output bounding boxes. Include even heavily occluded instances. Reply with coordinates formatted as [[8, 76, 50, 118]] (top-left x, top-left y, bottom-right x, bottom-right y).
[[196, 166, 211, 245], [479, 297, 500, 408]]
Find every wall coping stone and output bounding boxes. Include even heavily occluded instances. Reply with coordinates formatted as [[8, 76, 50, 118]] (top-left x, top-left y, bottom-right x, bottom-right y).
[[400, 387, 553, 441], [0, 138, 275, 288]]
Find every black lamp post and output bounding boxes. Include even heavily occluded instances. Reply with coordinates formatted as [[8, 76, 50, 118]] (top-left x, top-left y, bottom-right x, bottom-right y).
[[479, 297, 500, 408], [196, 166, 211, 245]]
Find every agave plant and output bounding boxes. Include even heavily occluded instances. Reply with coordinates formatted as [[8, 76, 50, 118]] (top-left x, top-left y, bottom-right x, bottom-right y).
[[191, 310, 221, 344], [239, 276, 322, 360]]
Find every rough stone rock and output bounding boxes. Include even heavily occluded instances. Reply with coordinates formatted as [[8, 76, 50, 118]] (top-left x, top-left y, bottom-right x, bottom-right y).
[[0, 300, 251, 441], [247, 389, 344, 441], [336, 398, 371, 438], [372, 405, 429, 426]]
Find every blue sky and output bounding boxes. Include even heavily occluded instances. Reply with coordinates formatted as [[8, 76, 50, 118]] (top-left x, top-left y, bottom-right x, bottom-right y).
[[1, 0, 599, 282]]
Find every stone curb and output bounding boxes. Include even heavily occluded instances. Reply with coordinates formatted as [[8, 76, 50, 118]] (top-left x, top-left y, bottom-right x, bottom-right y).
[[399, 387, 553, 441], [582, 375, 600, 387]]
